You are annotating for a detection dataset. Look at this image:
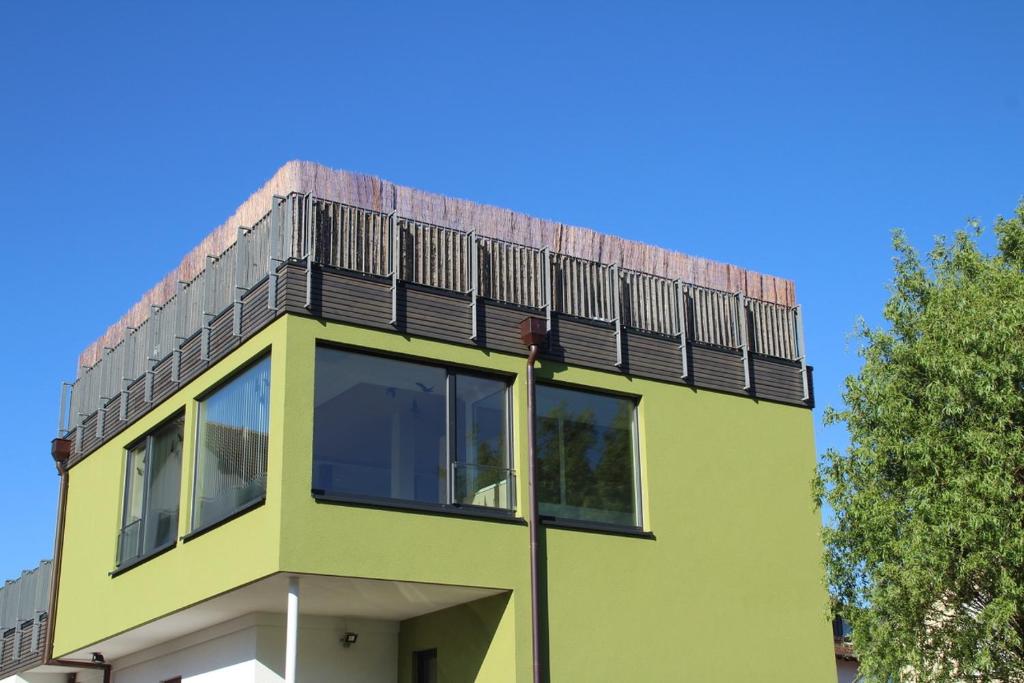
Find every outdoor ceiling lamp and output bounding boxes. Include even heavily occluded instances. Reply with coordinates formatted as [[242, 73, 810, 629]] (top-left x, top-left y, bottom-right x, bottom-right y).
[[341, 632, 359, 648]]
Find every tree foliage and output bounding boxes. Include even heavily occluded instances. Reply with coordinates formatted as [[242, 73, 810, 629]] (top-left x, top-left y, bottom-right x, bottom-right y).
[[817, 203, 1024, 682]]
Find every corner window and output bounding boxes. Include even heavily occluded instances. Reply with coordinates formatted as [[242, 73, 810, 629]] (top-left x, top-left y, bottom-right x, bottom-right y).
[[118, 415, 184, 567], [192, 356, 271, 531], [535, 385, 641, 527], [312, 347, 514, 511]]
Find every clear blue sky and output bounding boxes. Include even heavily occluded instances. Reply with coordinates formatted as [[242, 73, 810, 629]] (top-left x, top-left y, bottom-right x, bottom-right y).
[[1, 1, 1021, 581]]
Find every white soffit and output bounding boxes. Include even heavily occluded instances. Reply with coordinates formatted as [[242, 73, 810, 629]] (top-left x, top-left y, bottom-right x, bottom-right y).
[[66, 573, 505, 661]]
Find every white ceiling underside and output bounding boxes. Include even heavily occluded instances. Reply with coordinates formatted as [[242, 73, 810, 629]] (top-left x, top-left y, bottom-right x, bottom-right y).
[[65, 572, 505, 661]]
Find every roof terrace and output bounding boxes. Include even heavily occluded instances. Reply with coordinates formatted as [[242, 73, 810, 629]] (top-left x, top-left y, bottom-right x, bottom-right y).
[[58, 161, 810, 459]]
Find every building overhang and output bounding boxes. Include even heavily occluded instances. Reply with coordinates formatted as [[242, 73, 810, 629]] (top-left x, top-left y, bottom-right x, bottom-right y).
[[61, 572, 506, 662]]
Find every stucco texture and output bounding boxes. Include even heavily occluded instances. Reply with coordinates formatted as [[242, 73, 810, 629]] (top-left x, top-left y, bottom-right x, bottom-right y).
[[56, 314, 835, 681]]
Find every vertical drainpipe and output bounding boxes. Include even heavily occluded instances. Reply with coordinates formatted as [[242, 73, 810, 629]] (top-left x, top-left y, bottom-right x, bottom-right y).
[[285, 576, 300, 683], [45, 438, 112, 683], [519, 316, 548, 683]]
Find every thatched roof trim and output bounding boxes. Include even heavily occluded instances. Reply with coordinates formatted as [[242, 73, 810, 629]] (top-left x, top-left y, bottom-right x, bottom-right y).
[[78, 160, 796, 369]]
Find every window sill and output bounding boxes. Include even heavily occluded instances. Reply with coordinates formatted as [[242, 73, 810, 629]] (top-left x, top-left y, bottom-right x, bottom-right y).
[[181, 496, 266, 544], [312, 491, 525, 525], [110, 540, 177, 578], [540, 516, 655, 539]]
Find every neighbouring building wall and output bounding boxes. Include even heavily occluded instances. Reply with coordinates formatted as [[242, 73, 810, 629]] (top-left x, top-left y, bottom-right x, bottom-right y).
[[837, 659, 859, 683], [112, 614, 397, 683], [397, 594, 515, 683], [1, 674, 78, 683]]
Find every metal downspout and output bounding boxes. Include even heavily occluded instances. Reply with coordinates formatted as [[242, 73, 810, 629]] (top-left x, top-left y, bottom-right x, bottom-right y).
[[519, 316, 548, 683], [527, 344, 542, 683], [45, 438, 113, 683]]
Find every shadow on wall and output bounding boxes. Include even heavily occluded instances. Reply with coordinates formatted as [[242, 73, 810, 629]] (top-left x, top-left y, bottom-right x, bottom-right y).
[[398, 593, 513, 683]]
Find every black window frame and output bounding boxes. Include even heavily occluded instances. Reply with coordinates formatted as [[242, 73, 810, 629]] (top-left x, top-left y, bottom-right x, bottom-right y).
[[114, 411, 185, 571], [533, 381, 645, 532], [310, 343, 518, 518]]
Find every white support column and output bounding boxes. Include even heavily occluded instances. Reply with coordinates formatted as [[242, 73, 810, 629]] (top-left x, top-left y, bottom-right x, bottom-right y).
[[286, 576, 300, 683]]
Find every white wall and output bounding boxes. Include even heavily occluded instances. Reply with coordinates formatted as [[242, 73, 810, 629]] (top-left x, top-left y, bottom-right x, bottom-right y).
[[111, 613, 397, 683], [1, 674, 73, 683], [1, 670, 103, 683], [254, 616, 397, 683], [113, 621, 258, 683]]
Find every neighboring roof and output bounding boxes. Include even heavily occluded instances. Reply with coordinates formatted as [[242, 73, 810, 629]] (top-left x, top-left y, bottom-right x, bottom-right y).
[[79, 160, 797, 369], [835, 641, 857, 661], [0, 560, 51, 677], [0, 561, 50, 631]]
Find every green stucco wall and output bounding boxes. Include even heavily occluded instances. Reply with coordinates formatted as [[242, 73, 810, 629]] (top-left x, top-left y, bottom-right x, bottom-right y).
[[55, 313, 836, 681], [398, 594, 516, 683], [54, 320, 290, 657]]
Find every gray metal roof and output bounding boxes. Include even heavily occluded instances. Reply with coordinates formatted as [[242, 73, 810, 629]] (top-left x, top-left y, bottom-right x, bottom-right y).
[[0, 561, 51, 631]]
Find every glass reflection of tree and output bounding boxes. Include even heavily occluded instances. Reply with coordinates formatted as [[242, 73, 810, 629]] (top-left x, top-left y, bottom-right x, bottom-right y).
[[463, 390, 506, 506], [472, 424, 503, 505], [537, 400, 633, 517], [594, 402, 633, 514], [537, 403, 597, 510]]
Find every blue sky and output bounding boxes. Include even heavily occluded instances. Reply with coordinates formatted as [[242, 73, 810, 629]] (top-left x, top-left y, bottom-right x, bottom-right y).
[[1, 1, 1022, 580]]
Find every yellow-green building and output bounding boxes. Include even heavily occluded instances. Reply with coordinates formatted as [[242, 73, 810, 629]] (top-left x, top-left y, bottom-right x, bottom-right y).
[[39, 162, 836, 682]]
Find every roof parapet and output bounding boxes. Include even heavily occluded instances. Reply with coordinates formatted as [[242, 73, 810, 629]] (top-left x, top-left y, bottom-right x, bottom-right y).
[[77, 161, 795, 370]]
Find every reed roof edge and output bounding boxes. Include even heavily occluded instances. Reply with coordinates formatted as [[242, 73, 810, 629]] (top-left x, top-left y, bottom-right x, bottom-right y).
[[77, 160, 796, 370]]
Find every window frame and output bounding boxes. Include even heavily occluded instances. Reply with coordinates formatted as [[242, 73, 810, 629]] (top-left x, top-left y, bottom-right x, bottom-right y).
[[189, 352, 272, 534], [534, 380, 645, 532], [310, 343, 517, 517], [114, 411, 185, 572]]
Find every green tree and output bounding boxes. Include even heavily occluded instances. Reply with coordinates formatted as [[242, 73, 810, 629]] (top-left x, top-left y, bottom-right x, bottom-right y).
[[817, 204, 1024, 682]]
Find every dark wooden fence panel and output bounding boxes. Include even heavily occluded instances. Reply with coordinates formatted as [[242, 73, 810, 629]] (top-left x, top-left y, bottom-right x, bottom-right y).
[[70, 263, 812, 464]]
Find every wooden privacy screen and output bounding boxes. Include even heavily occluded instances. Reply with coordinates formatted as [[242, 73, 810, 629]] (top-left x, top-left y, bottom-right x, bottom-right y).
[[77, 161, 796, 370]]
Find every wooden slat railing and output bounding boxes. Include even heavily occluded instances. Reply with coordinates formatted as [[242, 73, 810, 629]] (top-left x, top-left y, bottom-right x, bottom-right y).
[[61, 193, 807, 439]]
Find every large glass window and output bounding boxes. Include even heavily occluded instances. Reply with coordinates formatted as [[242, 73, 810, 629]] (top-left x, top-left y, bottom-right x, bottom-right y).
[[535, 385, 640, 527], [313, 347, 513, 511], [118, 415, 184, 567], [192, 356, 271, 530]]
